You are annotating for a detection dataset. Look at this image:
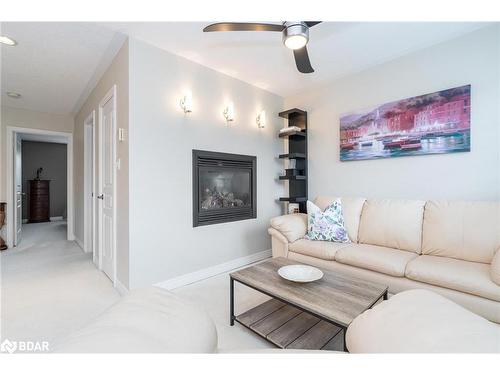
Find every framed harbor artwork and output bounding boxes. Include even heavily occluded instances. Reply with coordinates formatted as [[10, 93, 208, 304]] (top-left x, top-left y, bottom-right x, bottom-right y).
[[339, 85, 471, 161]]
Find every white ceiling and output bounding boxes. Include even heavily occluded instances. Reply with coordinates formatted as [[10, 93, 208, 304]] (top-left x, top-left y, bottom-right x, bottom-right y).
[[0, 22, 491, 115], [103, 22, 490, 97], [1, 22, 125, 114]]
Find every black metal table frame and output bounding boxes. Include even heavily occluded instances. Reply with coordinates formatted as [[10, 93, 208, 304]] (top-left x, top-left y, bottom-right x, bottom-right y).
[[229, 275, 388, 352]]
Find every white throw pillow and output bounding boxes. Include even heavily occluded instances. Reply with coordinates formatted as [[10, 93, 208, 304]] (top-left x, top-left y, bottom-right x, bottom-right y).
[[305, 199, 350, 242]]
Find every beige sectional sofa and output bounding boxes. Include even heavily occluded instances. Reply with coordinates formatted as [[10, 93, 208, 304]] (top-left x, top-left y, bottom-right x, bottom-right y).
[[268, 197, 500, 323]]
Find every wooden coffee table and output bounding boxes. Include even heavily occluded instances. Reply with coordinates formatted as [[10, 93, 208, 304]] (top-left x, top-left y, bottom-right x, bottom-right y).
[[230, 257, 388, 351]]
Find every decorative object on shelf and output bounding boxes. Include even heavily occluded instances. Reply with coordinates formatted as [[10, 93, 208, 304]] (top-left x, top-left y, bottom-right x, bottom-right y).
[[223, 102, 235, 123], [278, 264, 324, 283], [278, 108, 308, 213], [29, 180, 50, 223], [179, 91, 193, 114], [340, 84, 471, 162], [0, 202, 7, 250], [256, 110, 266, 128], [287, 203, 300, 214], [279, 126, 302, 135], [35, 167, 43, 180], [285, 168, 303, 177]]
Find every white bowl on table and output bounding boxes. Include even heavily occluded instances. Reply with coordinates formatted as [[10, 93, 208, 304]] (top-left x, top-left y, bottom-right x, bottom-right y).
[[278, 264, 324, 283]]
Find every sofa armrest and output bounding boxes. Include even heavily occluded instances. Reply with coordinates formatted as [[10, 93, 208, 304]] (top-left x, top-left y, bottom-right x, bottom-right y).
[[268, 228, 289, 258], [491, 247, 500, 286], [270, 213, 308, 243]]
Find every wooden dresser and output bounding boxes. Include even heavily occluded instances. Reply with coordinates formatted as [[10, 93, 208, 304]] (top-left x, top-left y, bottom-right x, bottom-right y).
[[29, 180, 50, 223]]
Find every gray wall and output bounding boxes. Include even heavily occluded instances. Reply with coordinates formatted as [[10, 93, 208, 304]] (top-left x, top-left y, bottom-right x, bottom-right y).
[[128, 38, 285, 289], [74, 40, 129, 288], [285, 25, 500, 202], [22, 141, 67, 220]]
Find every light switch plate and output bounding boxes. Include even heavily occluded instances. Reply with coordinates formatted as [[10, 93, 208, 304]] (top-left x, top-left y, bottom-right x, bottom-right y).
[[118, 128, 126, 141]]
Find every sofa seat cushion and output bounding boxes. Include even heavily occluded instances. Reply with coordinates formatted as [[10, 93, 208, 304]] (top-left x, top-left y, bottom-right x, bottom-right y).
[[289, 239, 351, 261], [335, 244, 418, 277], [56, 287, 218, 353], [406, 255, 500, 302], [346, 289, 500, 353]]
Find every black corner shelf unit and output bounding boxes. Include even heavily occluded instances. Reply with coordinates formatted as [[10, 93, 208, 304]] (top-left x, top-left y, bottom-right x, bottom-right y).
[[278, 108, 308, 213]]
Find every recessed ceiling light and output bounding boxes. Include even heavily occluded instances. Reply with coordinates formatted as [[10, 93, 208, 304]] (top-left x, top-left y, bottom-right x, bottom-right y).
[[0, 35, 17, 46], [7, 91, 22, 99]]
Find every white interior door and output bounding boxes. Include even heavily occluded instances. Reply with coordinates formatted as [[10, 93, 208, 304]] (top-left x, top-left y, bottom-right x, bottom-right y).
[[99, 89, 116, 282], [14, 135, 23, 246]]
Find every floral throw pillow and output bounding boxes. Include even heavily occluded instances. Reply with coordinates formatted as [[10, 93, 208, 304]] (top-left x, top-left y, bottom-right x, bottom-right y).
[[304, 199, 350, 242]]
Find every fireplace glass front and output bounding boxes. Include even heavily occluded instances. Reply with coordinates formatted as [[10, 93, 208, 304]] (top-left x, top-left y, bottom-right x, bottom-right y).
[[193, 150, 256, 226]]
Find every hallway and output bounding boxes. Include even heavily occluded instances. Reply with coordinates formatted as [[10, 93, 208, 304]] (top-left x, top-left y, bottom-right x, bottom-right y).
[[0, 221, 120, 350]]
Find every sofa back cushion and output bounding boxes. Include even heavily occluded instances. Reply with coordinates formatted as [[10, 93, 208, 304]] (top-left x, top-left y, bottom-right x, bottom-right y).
[[422, 201, 500, 264], [314, 197, 366, 242], [358, 199, 426, 253]]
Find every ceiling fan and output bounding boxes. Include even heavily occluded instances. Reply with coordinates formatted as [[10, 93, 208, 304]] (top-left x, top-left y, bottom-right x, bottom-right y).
[[203, 22, 322, 74]]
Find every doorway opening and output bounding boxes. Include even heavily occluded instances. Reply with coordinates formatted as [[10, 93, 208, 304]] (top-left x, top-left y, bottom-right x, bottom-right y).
[[5, 127, 74, 249]]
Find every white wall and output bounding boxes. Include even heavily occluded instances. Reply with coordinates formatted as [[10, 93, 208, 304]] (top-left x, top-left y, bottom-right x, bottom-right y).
[[74, 40, 130, 287], [285, 25, 500, 201], [1, 106, 74, 202], [128, 38, 284, 288]]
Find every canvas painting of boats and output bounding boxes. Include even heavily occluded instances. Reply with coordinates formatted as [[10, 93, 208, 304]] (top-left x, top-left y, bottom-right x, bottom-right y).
[[339, 85, 471, 161]]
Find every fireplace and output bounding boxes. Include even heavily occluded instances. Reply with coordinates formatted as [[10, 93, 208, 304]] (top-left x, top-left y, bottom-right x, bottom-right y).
[[193, 150, 256, 227]]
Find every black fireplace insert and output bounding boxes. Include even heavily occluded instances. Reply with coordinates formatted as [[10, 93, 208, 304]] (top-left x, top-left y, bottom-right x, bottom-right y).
[[193, 150, 257, 227]]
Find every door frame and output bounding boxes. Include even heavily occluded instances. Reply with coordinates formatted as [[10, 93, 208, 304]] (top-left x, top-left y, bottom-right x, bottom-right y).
[[5, 126, 74, 248], [98, 85, 117, 285], [84, 111, 97, 263], [13, 134, 23, 245]]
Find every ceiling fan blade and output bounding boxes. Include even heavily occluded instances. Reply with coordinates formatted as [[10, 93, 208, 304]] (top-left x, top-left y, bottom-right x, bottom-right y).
[[304, 21, 322, 27], [293, 46, 314, 73], [203, 23, 284, 32]]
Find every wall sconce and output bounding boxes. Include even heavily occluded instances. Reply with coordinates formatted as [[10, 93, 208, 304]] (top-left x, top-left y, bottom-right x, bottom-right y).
[[256, 110, 266, 128], [223, 102, 235, 123], [180, 91, 193, 114]]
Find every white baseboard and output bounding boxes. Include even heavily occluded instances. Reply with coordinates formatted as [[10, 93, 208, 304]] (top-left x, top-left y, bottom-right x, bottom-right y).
[[114, 279, 129, 296], [74, 237, 84, 251], [22, 217, 63, 224], [155, 249, 272, 291]]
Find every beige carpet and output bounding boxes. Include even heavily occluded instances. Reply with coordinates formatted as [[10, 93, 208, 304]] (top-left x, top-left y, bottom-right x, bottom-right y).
[[0, 221, 274, 352], [170, 270, 275, 351], [0, 221, 120, 350]]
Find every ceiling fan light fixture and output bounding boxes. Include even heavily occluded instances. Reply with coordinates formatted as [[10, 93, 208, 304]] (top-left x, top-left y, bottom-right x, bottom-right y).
[[283, 22, 309, 50]]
